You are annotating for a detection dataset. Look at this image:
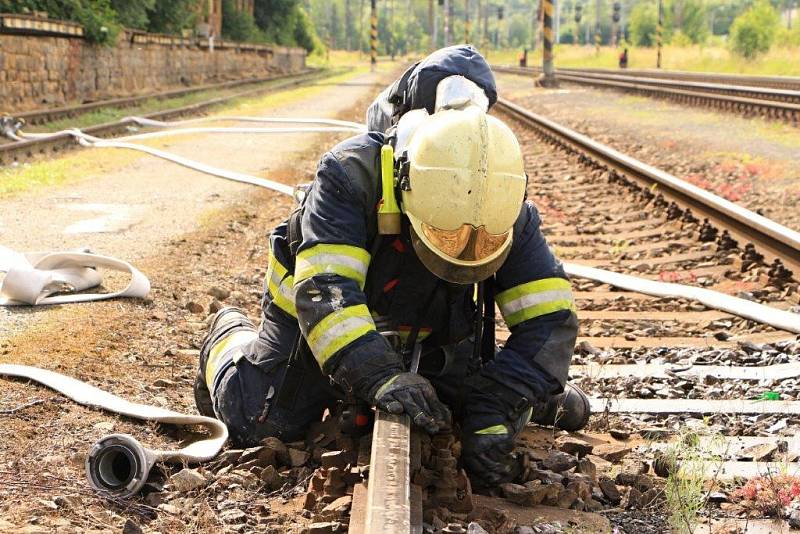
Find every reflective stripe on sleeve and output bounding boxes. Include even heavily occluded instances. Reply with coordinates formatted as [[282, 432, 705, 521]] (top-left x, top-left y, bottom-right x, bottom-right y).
[[307, 304, 376, 367], [295, 244, 370, 289], [475, 424, 508, 435], [266, 251, 297, 317], [496, 278, 575, 328]]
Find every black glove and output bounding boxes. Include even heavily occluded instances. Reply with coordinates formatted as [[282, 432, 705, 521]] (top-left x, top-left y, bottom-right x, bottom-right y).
[[371, 372, 452, 434], [462, 428, 518, 487], [461, 407, 529, 487]]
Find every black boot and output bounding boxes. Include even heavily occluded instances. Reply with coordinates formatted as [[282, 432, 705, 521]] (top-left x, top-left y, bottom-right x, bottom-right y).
[[531, 383, 590, 432], [194, 307, 256, 418]]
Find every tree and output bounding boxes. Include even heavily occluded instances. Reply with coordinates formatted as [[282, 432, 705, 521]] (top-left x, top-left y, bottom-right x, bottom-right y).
[[146, 0, 198, 35], [111, 0, 154, 30], [629, 2, 657, 46], [222, 0, 263, 41], [730, 0, 780, 58], [665, 0, 708, 44], [254, 0, 321, 51]]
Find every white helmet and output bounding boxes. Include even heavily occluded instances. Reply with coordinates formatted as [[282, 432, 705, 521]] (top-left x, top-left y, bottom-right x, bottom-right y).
[[398, 106, 527, 284]]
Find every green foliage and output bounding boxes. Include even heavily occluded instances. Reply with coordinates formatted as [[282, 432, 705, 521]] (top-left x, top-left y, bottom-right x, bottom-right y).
[[629, 3, 658, 46], [110, 0, 154, 30], [664, 0, 709, 44], [254, 0, 321, 52], [222, 0, 264, 41], [662, 430, 723, 534], [146, 0, 198, 35], [730, 0, 780, 58], [776, 25, 800, 47], [0, 0, 119, 43], [293, 7, 323, 53]]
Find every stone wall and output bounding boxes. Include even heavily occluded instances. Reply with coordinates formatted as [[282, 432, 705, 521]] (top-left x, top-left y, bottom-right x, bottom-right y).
[[0, 29, 306, 112]]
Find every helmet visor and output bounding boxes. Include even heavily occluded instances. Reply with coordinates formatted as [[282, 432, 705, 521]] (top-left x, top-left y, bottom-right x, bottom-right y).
[[421, 222, 510, 262]]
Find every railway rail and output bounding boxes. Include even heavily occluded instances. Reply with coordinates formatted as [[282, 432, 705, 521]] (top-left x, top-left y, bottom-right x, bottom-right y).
[[350, 97, 800, 533], [494, 65, 800, 124], [0, 68, 331, 166], [498, 65, 800, 91]]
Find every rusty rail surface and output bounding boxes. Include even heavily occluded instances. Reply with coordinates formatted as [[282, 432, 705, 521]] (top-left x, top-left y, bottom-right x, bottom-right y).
[[495, 97, 800, 275], [0, 69, 330, 166]]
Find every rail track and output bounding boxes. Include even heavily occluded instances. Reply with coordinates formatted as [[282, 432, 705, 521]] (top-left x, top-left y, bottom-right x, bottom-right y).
[[348, 97, 800, 533], [0, 68, 331, 166], [494, 65, 800, 124]]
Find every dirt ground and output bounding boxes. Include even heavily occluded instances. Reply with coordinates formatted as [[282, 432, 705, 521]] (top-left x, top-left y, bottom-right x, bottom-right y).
[[0, 67, 395, 533], [495, 72, 800, 232]]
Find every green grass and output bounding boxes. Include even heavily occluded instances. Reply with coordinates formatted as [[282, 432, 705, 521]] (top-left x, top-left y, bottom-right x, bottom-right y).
[[38, 91, 229, 132], [29, 72, 342, 134], [491, 44, 800, 76]]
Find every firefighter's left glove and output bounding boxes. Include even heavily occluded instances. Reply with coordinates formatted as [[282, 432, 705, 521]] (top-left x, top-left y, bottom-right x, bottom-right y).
[[371, 373, 452, 434], [462, 425, 518, 487]]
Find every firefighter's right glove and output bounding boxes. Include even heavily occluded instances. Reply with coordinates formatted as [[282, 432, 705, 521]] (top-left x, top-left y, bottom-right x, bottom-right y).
[[371, 372, 452, 434]]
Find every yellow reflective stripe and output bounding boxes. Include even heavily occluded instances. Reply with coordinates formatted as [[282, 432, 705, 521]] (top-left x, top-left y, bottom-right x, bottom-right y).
[[475, 424, 508, 435], [496, 278, 575, 327], [374, 373, 400, 398], [295, 244, 370, 289], [205, 330, 257, 388], [266, 251, 296, 317], [307, 304, 376, 367]]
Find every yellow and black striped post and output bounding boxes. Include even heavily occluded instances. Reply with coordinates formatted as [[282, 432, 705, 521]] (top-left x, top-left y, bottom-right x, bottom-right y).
[[656, 0, 663, 68], [370, 0, 378, 71], [594, 0, 601, 54], [537, 0, 558, 87], [465, 0, 471, 43]]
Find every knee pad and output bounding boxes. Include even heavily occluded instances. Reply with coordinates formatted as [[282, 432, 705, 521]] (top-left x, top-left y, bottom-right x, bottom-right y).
[[197, 307, 257, 403]]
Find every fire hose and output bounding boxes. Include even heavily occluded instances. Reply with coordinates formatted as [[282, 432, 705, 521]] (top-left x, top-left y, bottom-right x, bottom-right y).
[[1, 114, 799, 500], [0, 364, 227, 497]]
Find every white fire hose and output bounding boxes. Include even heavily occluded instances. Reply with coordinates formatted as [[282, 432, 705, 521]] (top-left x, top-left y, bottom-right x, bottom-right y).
[[0, 364, 227, 497], [0, 246, 150, 306], [2, 114, 799, 501]]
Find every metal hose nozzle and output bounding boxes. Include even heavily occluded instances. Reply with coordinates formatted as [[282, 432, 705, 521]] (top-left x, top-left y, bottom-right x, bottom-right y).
[[86, 434, 156, 496]]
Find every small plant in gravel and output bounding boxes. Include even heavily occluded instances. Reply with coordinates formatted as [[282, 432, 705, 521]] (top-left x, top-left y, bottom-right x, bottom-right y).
[[662, 431, 725, 534], [732, 474, 800, 517]]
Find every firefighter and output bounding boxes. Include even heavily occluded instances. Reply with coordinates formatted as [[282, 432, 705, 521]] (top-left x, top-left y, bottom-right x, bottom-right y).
[[194, 46, 588, 487]]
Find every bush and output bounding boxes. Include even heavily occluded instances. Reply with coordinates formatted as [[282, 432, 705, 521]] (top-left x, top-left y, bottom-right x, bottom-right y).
[[0, 0, 120, 43], [730, 0, 780, 59], [670, 30, 693, 47], [629, 3, 658, 46]]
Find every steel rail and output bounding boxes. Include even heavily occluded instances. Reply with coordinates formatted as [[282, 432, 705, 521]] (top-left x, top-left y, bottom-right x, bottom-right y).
[[493, 66, 800, 122], [557, 70, 800, 104], [494, 64, 800, 91], [0, 69, 331, 166], [361, 411, 417, 534], [495, 97, 800, 275]]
